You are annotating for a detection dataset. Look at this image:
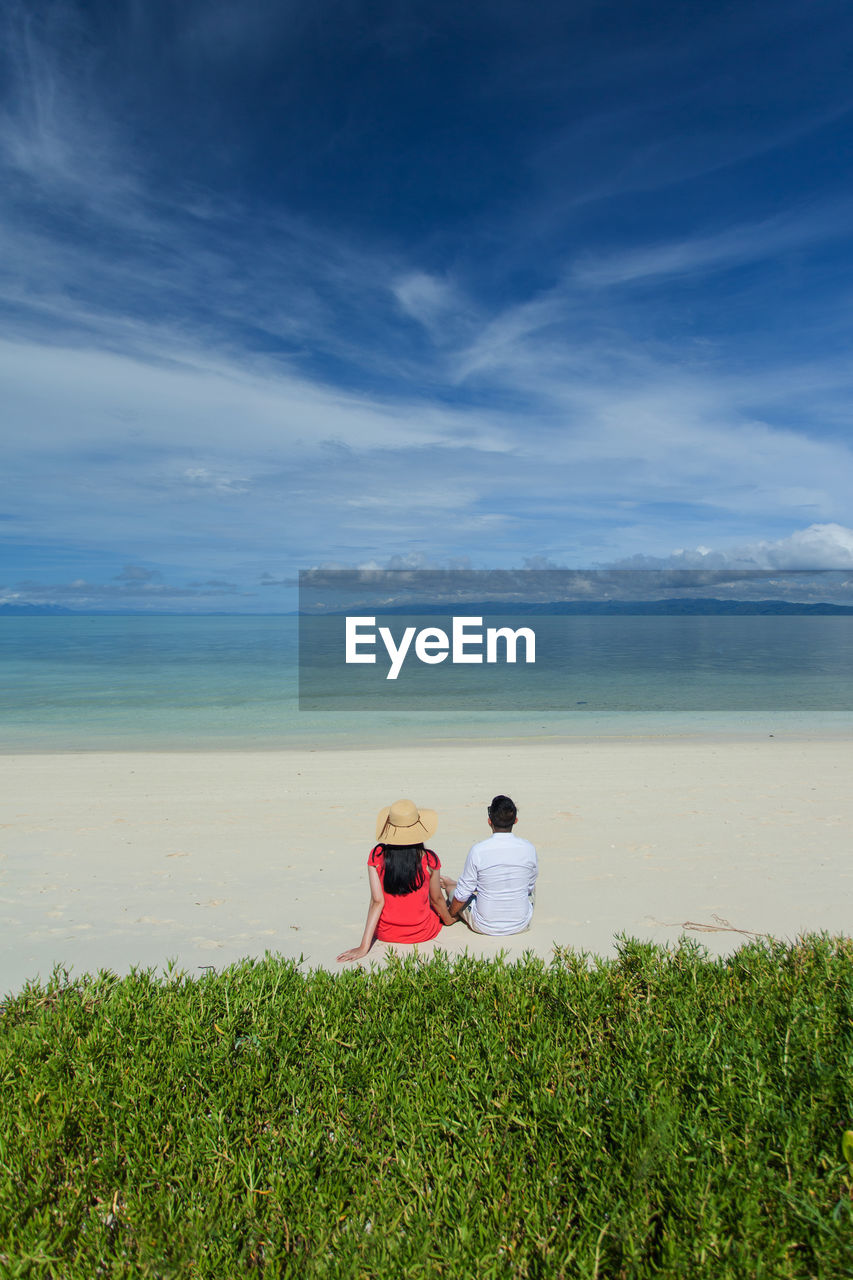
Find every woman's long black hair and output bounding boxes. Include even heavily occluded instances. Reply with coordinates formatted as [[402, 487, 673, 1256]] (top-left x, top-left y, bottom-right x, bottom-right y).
[[378, 842, 429, 895]]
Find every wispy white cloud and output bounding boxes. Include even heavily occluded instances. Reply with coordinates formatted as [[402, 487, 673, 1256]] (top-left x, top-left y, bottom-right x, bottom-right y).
[[533, 101, 853, 222], [571, 205, 853, 289], [523, 0, 853, 221], [0, 0, 143, 212], [183, 467, 250, 495], [392, 271, 475, 344], [2, 572, 250, 609], [114, 564, 162, 583], [613, 523, 853, 570]]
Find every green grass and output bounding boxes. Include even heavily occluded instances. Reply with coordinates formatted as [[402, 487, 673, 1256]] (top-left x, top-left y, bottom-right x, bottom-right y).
[[2, 935, 853, 1278]]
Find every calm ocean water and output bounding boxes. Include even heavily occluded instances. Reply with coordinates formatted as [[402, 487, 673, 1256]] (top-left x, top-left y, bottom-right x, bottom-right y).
[[2, 614, 853, 750]]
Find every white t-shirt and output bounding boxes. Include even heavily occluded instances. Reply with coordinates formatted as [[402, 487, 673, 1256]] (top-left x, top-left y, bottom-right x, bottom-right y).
[[453, 831, 538, 935]]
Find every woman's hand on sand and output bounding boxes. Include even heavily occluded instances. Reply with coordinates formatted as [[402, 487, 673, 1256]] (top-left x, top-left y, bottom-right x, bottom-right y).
[[337, 946, 368, 963]]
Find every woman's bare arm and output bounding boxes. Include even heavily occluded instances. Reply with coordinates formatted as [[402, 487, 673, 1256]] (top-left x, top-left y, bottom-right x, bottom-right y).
[[429, 866, 456, 926], [337, 865, 385, 962]]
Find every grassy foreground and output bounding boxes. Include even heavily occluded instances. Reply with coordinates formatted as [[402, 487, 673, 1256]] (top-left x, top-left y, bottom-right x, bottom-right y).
[[2, 936, 853, 1279]]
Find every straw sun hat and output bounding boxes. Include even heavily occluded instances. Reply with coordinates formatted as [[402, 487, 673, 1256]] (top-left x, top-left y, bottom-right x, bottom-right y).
[[375, 798, 438, 845]]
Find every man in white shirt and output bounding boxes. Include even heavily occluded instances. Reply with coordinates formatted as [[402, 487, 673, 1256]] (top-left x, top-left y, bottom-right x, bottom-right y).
[[446, 795, 538, 935]]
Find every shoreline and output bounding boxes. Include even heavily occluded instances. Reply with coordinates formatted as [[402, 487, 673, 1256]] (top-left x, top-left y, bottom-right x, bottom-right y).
[[6, 729, 853, 755], [4, 711, 853, 756], [2, 736, 852, 995]]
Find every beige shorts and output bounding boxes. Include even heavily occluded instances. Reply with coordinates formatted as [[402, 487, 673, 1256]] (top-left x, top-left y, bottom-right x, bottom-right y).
[[458, 901, 533, 935], [459, 903, 487, 934]]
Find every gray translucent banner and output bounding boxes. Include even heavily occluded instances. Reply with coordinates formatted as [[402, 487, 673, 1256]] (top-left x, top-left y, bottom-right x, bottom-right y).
[[297, 569, 853, 711]]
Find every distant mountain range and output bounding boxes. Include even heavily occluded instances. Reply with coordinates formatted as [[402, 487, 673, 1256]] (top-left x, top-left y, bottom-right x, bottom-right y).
[[4, 598, 853, 617], [370, 598, 853, 616]]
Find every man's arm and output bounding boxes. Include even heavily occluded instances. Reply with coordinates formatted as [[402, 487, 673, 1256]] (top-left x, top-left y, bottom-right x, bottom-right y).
[[449, 847, 479, 917]]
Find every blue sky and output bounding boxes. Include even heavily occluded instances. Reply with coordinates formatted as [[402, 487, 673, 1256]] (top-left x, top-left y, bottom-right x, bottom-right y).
[[3, 0, 853, 611]]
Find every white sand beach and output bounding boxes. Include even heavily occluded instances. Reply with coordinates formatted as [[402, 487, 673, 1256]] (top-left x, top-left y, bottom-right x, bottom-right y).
[[2, 736, 851, 994]]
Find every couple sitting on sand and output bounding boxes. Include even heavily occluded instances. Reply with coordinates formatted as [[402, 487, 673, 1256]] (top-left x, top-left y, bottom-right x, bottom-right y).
[[337, 794, 538, 963]]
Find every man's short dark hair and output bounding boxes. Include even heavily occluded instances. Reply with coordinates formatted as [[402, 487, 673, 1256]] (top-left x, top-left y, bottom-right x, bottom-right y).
[[488, 794, 517, 830]]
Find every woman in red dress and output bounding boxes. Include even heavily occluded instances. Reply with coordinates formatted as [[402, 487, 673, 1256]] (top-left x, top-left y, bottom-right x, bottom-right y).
[[337, 798, 457, 962]]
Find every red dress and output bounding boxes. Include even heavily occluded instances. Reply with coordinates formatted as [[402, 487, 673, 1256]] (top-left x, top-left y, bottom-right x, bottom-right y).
[[368, 846, 443, 944]]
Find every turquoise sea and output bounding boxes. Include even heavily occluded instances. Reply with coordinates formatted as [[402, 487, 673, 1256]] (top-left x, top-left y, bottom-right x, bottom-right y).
[[2, 614, 853, 751]]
